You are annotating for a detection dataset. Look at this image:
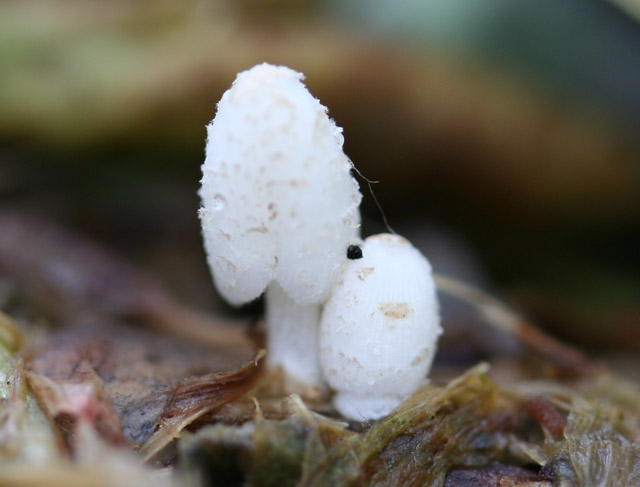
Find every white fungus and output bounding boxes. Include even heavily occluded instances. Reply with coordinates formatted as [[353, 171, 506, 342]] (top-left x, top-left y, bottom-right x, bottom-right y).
[[199, 63, 362, 394], [319, 233, 441, 420]]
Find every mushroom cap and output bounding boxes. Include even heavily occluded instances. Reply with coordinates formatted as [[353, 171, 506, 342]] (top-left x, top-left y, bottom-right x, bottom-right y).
[[319, 233, 441, 419], [200, 63, 362, 306]]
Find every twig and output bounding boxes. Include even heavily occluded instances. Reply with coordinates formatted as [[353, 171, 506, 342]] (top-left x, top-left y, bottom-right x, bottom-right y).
[[434, 273, 595, 377]]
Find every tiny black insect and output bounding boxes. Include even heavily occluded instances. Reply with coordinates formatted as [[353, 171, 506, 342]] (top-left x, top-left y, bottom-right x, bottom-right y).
[[346, 244, 363, 260]]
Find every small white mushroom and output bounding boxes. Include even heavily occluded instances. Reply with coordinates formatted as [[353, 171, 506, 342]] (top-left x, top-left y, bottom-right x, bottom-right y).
[[199, 63, 362, 394], [319, 233, 441, 420]]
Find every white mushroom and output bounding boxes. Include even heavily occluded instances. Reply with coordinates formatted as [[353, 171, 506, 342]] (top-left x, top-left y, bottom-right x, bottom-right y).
[[199, 63, 362, 394], [319, 233, 441, 420]]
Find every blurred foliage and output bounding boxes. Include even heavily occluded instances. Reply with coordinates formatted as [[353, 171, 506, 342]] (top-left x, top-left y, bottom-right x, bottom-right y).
[[1, 1, 639, 351], [329, 0, 640, 124]]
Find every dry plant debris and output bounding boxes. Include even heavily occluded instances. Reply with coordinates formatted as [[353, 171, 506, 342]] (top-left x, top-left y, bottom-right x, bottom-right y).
[[1, 210, 639, 486], [180, 365, 640, 486]]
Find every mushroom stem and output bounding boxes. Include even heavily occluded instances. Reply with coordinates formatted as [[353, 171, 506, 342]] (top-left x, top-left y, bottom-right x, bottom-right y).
[[265, 283, 324, 395]]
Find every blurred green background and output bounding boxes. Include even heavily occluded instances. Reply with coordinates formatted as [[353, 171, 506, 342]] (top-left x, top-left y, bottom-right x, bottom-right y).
[[1, 0, 639, 354]]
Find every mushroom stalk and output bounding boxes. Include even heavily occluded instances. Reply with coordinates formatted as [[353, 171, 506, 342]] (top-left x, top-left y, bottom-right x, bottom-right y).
[[265, 283, 323, 393]]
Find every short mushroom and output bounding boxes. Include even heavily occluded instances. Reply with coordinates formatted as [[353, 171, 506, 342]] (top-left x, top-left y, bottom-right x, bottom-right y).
[[199, 63, 362, 394], [319, 233, 441, 420]]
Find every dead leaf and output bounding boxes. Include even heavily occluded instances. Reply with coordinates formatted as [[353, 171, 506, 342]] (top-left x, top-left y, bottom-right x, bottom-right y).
[[28, 317, 256, 451]]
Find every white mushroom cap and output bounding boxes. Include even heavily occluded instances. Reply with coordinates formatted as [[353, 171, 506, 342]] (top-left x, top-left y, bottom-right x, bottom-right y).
[[319, 233, 441, 420], [200, 63, 361, 307]]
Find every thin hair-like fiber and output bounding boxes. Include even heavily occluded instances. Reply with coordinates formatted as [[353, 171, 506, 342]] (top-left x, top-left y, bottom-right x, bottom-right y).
[[351, 164, 396, 235]]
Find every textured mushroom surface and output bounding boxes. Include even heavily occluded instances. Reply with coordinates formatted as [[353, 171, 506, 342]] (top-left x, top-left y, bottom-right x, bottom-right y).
[[200, 63, 361, 307], [320, 233, 441, 420]]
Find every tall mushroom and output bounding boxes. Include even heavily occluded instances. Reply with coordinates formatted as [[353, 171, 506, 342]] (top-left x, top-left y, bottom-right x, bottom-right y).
[[199, 63, 362, 394], [319, 234, 441, 420]]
